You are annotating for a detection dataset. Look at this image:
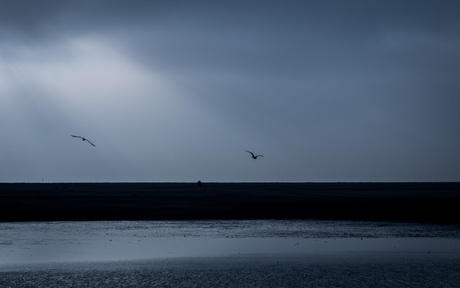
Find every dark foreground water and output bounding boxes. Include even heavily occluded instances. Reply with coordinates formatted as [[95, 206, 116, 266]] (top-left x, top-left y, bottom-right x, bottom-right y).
[[1, 220, 460, 287], [2, 255, 460, 288]]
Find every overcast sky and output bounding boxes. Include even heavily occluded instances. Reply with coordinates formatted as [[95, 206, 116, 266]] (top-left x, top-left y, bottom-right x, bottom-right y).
[[1, 0, 459, 182]]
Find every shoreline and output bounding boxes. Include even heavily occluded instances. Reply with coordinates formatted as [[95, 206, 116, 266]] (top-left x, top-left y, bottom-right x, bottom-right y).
[[1, 182, 459, 223]]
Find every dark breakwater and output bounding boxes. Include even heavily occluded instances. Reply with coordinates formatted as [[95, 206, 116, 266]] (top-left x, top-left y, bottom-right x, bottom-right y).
[[0, 182, 459, 223]]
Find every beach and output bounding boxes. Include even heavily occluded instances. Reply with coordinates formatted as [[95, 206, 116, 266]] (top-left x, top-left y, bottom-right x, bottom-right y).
[[1, 220, 460, 287], [1, 183, 460, 287], [0, 182, 459, 223], [2, 254, 460, 288]]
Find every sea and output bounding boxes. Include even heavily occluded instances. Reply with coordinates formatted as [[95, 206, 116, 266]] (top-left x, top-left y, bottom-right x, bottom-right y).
[[1, 220, 459, 287]]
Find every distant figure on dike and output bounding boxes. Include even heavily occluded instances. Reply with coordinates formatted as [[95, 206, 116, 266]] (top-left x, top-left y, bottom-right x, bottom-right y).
[[197, 180, 202, 186], [245, 150, 263, 159]]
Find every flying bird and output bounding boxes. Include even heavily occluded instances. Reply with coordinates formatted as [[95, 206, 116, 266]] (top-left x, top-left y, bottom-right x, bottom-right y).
[[245, 150, 263, 159], [71, 135, 96, 147]]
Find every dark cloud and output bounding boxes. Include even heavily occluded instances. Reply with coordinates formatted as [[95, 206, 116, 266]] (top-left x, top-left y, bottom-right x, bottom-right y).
[[1, 0, 460, 181]]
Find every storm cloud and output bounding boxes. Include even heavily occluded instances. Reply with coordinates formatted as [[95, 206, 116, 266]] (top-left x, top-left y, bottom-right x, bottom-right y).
[[1, 0, 459, 182]]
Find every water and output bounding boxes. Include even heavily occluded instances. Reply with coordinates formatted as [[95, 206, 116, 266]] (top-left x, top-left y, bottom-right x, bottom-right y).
[[1, 220, 460, 287]]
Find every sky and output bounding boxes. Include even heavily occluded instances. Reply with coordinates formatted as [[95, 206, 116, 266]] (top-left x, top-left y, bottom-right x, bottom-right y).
[[1, 0, 459, 182]]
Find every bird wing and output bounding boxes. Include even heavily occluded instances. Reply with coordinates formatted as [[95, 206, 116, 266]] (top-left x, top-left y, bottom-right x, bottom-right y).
[[72, 135, 95, 147], [245, 150, 255, 157], [85, 139, 96, 147], [256, 155, 264, 157]]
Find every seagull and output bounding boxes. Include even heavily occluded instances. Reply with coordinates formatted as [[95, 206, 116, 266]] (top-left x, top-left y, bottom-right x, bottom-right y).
[[245, 150, 263, 159], [71, 135, 96, 147]]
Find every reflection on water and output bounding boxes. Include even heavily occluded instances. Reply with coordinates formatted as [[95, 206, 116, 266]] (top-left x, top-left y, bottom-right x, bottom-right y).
[[0, 220, 459, 264]]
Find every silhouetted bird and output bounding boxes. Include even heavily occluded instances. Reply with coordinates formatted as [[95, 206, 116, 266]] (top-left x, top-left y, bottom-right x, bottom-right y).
[[245, 150, 263, 159], [71, 135, 96, 147]]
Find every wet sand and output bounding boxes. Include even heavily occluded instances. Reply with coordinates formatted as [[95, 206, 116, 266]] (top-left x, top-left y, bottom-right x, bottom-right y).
[[0, 182, 459, 223], [2, 254, 460, 288], [1, 220, 459, 287]]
